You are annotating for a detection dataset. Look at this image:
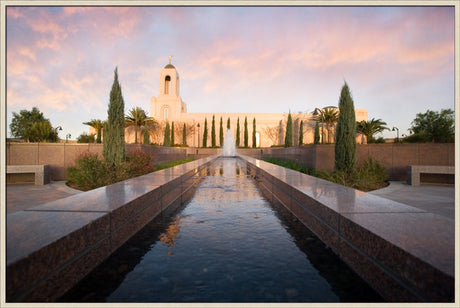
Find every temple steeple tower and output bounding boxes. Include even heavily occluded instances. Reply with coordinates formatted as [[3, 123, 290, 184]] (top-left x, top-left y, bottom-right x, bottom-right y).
[[150, 56, 187, 121]]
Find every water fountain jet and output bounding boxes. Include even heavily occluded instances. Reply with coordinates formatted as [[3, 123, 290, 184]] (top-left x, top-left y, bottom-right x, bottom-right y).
[[222, 129, 236, 157]]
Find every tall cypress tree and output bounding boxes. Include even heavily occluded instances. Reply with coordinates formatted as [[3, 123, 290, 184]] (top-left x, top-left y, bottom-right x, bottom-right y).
[[203, 118, 208, 148], [171, 121, 175, 146], [252, 117, 257, 148], [244, 116, 249, 148], [335, 82, 356, 172], [211, 115, 216, 147], [163, 122, 171, 146], [103, 67, 125, 164], [143, 128, 150, 144], [182, 123, 187, 145], [314, 121, 320, 144], [299, 120, 304, 145], [227, 117, 230, 129], [236, 117, 240, 147], [284, 112, 293, 147], [219, 117, 224, 146]]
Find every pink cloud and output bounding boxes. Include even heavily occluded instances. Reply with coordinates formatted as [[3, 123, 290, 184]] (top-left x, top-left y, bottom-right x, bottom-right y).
[[17, 46, 37, 61], [61, 7, 144, 40], [8, 69, 105, 113], [6, 47, 50, 87], [5, 6, 454, 140], [7, 53, 31, 77], [95, 7, 143, 39], [10, 7, 145, 56], [6, 7, 25, 19], [176, 6, 453, 115], [62, 7, 94, 16]]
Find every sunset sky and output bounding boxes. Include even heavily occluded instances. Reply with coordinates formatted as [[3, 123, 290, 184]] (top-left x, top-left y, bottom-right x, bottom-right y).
[[4, 4, 456, 141]]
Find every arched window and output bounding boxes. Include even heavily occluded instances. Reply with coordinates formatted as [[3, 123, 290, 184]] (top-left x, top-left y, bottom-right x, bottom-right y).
[[256, 132, 260, 147], [165, 76, 171, 95], [163, 107, 169, 120]]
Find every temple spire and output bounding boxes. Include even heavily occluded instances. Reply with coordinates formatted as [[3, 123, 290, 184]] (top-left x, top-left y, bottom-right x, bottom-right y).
[[169, 55, 172, 64]]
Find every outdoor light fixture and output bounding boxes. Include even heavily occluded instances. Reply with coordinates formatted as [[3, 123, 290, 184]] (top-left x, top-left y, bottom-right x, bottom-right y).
[[392, 127, 399, 140]]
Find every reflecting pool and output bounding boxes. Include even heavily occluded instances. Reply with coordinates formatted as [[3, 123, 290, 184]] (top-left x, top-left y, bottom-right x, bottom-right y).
[[60, 158, 383, 303]]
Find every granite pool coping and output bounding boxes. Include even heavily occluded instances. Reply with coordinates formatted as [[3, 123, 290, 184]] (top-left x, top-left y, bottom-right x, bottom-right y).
[[241, 155, 455, 302], [6, 155, 217, 302]]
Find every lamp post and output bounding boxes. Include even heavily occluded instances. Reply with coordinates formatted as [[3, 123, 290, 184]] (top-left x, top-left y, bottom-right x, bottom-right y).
[[54, 126, 63, 142], [197, 123, 201, 148], [392, 127, 399, 142]]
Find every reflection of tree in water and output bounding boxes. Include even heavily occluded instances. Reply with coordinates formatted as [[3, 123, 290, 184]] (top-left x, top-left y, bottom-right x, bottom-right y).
[[160, 217, 182, 255], [58, 211, 182, 302]]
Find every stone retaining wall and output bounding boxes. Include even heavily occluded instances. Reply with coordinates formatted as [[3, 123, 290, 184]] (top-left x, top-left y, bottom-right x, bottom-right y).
[[243, 155, 454, 302], [6, 143, 203, 181], [6, 156, 217, 302], [5, 143, 263, 183], [7, 143, 454, 182], [260, 143, 454, 181]]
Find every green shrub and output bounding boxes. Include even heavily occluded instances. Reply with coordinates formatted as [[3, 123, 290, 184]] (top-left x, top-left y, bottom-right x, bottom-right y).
[[403, 132, 431, 143], [315, 169, 350, 186], [155, 157, 195, 171], [67, 150, 156, 191], [77, 132, 96, 143], [265, 157, 387, 192], [318, 158, 387, 191], [264, 157, 314, 175], [66, 152, 112, 190], [370, 137, 386, 144], [352, 158, 387, 191]]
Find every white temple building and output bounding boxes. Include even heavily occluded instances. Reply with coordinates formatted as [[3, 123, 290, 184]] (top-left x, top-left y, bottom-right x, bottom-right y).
[[124, 57, 368, 147]]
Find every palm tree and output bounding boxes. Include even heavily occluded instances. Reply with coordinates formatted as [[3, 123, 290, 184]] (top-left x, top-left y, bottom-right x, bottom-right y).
[[356, 118, 389, 143], [125, 107, 157, 144], [313, 108, 326, 143], [83, 119, 105, 143], [313, 107, 339, 143]]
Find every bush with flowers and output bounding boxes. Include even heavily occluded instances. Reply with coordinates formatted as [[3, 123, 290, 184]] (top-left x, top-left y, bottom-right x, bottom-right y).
[[125, 150, 156, 177]]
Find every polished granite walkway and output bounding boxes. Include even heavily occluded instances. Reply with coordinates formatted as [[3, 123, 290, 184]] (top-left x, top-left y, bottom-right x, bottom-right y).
[[5, 180, 456, 218], [6, 181, 82, 214], [369, 181, 455, 220]]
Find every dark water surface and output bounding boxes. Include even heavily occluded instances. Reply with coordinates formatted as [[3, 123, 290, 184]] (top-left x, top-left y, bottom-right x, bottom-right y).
[[60, 158, 383, 303]]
